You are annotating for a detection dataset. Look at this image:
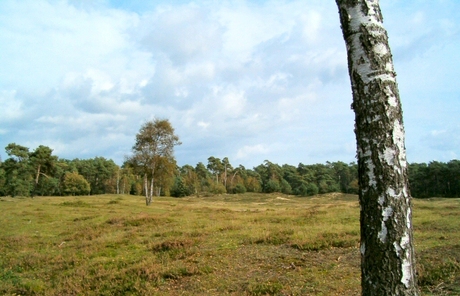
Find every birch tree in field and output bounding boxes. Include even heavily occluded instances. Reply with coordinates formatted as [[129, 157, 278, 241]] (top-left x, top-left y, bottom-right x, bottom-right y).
[[335, 0, 419, 295], [131, 119, 181, 205]]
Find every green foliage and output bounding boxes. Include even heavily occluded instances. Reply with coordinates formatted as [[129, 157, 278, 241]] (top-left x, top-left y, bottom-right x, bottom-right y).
[[294, 182, 319, 196], [255, 160, 283, 193], [210, 182, 226, 194], [2, 162, 32, 197], [5, 143, 29, 161], [247, 280, 283, 295], [0, 142, 359, 198], [280, 179, 292, 194], [232, 183, 247, 194], [170, 177, 188, 197], [2, 144, 33, 197], [419, 258, 460, 287], [179, 165, 198, 195], [29, 145, 58, 196], [1, 140, 458, 200], [35, 177, 60, 196], [128, 119, 181, 204], [62, 171, 90, 196], [207, 156, 224, 184], [264, 179, 280, 193], [305, 183, 319, 196], [245, 174, 262, 193], [72, 157, 118, 195], [252, 160, 359, 196], [0, 144, 71, 197], [60, 200, 91, 207], [118, 166, 136, 195], [409, 160, 460, 198], [0, 165, 5, 196]]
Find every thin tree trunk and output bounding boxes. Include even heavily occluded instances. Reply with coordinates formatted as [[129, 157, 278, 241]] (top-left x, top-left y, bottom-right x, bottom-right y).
[[116, 168, 120, 194], [35, 164, 41, 185], [149, 170, 154, 204], [231, 171, 238, 188], [31, 164, 41, 198], [144, 173, 149, 205], [224, 164, 227, 189], [335, 1, 418, 295]]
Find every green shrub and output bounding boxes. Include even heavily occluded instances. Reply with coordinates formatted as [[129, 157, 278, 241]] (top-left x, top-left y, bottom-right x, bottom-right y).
[[232, 183, 247, 194], [170, 177, 188, 197], [62, 172, 90, 196], [280, 179, 292, 194], [247, 280, 283, 296], [210, 182, 226, 194], [264, 179, 280, 193]]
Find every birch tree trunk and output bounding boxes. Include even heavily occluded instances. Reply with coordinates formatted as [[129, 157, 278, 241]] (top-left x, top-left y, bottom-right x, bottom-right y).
[[31, 164, 41, 198], [116, 168, 120, 195], [144, 173, 149, 206], [149, 174, 154, 204], [335, 1, 418, 295]]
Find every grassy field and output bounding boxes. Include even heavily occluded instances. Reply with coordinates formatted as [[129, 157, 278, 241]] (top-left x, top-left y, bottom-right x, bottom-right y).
[[0, 193, 459, 295]]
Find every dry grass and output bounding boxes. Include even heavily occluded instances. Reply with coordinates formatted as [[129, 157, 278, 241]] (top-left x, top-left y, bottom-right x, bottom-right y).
[[0, 193, 458, 295]]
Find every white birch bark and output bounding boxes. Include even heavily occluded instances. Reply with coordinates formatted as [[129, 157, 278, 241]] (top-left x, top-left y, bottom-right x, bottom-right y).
[[149, 175, 154, 204], [335, 1, 419, 295], [144, 173, 149, 205], [116, 168, 120, 195]]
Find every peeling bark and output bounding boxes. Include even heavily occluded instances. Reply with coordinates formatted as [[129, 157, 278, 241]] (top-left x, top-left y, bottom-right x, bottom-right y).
[[335, 1, 418, 295]]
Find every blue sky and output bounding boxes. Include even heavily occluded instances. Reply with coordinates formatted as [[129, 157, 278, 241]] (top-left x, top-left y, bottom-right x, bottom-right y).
[[0, 0, 459, 168]]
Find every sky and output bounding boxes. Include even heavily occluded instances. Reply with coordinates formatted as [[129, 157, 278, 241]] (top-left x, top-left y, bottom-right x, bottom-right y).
[[0, 0, 459, 169]]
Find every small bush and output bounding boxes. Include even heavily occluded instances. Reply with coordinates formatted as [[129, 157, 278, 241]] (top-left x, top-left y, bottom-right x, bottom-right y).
[[250, 230, 292, 246], [0, 270, 22, 285], [170, 177, 189, 197], [419, 256, 460, 287], [60, 200, 91, 207], [293, 182, 318, 196], [232, 183, 247, 194], [290, 241, 329, 252], [210, 182, 226, 194], [150, 239, 195, 252], [161, 267, 198, 280], [264, 179, 280, 193], [246, 280, 283, 296]]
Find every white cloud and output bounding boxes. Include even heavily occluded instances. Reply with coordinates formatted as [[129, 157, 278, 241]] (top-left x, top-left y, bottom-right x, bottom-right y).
[[0, 91, 23, 121], [216, 88, 247, 118], [0, 0, 458, 168], [140, 4, 223, 64], [197, 121, 210, 129], [299, 10, 322, 43], [1, 1, 138, 88], [278, 93, 317, 122], [424, 128, 460, 151], [36, 113, 126, 133], [236, 144, 269, 160]]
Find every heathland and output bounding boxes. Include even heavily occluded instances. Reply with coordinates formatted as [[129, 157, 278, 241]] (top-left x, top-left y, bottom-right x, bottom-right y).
[[1, 193, 459, 295]]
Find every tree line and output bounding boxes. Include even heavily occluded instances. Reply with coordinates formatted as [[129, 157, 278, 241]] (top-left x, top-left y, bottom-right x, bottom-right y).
[[409, 160, 460, 198], [169, 158, 359, 197], [0, 142, 356, 198], [0, 141, 457, 199], [0, 120, 458, 199], [0, 143, 119, 197]]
